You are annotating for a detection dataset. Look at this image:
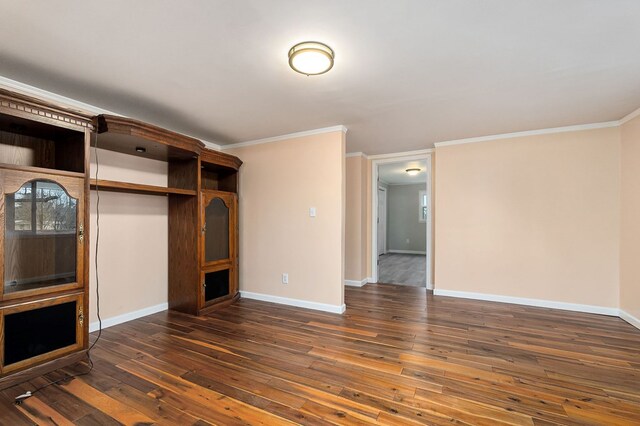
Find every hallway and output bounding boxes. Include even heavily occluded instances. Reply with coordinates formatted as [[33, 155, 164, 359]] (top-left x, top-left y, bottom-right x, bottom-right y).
[[377, 253, 426, 287]]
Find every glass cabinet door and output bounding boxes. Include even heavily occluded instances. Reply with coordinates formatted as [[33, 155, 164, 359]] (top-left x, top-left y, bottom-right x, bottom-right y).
[[202, 191, 236, 266], [3, 176, 84, 298]]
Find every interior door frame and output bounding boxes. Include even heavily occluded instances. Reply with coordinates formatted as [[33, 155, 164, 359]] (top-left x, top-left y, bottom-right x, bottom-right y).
[[377, 186, 387, 256], [371, 151, 433, 289]]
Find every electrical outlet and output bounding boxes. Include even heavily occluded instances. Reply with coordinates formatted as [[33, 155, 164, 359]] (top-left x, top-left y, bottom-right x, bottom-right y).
[[282, 273, 289, 284], [406, 238, 410, 244]]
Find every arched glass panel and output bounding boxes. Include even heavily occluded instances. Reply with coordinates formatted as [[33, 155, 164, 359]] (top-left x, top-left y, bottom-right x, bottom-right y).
[[4, 180, 77, 294], [204, 197, 229, 263]]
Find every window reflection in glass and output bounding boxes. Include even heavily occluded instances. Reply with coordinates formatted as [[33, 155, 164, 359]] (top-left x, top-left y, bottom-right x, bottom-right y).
[[5, 180, 78, 294]]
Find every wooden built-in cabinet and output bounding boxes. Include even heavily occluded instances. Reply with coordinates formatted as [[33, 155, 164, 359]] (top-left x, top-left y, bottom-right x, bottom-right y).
[[168, 147, 241, 315], [94, 115, 242, 316], [0, 89, 92, 390], [0, 89, 241, 389]]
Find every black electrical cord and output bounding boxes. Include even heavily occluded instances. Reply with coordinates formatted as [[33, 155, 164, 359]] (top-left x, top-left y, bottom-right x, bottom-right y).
[[15, 135, 103, 405]]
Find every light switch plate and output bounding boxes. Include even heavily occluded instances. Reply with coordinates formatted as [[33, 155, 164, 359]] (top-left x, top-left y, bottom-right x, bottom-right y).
[[309, 207, 317, 217]]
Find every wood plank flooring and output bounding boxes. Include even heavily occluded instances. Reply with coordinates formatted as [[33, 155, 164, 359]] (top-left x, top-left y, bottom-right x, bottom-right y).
[[378, 254, 426, 287], [2, 283, 640, 425]]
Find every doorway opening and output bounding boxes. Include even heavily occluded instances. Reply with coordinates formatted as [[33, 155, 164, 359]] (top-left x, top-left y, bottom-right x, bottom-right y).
[[372, 153, 432, 289]]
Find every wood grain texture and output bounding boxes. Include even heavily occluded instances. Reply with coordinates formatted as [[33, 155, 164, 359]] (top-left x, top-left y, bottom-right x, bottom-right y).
[[201, 147, 242, 171], [90, 178, 197, 196], [0, 89, 90, 389], [2, 283, 639, 425], [95, 114, 204, 161], [0, 88, 94, 133]]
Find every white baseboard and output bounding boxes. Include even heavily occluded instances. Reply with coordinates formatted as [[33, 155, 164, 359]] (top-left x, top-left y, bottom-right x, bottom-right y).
[[345, 278, 368, 287], [89, 302, 168, 333], [433, 289, 619, 316], [240, 291, 346, 314], [387, 250, 427, 255], [619, 309, 640, 330]]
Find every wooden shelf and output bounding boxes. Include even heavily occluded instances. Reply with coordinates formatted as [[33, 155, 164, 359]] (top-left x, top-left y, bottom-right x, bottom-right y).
[[90, 179, 197, 196], [0, 163, 85, 179]]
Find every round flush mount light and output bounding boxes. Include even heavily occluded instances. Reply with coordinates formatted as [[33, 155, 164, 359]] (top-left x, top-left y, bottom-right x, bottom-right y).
[[135, 146, 146, 153], [288, 41, 334, 76], [406, 168, 421, 176]]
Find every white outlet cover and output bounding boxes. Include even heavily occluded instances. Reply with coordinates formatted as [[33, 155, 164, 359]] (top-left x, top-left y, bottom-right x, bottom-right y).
[[309, 207, 317, 217]]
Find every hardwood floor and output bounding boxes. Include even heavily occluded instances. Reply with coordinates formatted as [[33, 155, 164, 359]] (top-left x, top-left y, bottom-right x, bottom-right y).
[[2, 283, 640, 425], [378, 253, 426, 287]]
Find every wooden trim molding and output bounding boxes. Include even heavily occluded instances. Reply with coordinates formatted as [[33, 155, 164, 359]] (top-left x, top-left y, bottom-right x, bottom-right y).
[[95, 114, 204, 155], [0, 88, 94, 132], [90, 179, 197, 196], [201, 148, 242, 170]]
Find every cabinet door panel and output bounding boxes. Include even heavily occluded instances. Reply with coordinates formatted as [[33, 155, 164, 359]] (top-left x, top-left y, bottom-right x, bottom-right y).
[[0, 293, 84, 375], [201, 191, 236, 268], [0, 172, 84, 300]]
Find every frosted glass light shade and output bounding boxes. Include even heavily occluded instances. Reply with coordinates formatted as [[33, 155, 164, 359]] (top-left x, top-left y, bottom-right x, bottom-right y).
[[288, 41, 334, 76]]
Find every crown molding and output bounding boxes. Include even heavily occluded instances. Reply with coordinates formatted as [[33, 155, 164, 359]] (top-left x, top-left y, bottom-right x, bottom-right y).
[[434, 121, 619, 148], [221, 125, 348, 150], [346, 151, 368, 158], [367, 148, 433, 160], [0, 76, 118, 116], [202, 140, 223, 151], [0, 76, 231, 152], [620, 106, 640, 125]]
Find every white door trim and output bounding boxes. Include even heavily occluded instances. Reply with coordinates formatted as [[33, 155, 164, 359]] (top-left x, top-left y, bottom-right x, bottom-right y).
[[371, 153, 433, 289], [377, 186, 387, 256]]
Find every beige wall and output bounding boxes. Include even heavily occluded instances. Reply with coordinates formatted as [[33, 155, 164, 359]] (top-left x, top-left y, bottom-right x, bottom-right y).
[[620, 115, 640, 320], [89, 149, 168, 324], [435, 127, 620, 308], [227, 131, 345, 308], [345, 155, 368, 281]]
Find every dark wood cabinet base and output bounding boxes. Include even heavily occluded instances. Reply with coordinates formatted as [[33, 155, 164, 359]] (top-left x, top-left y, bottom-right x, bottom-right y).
[[197, 293, 240, 316], [0, 350, 87, 391]]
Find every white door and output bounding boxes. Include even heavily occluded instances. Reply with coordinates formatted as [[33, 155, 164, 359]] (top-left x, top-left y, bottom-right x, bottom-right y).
[[377, 187, 387, 256]]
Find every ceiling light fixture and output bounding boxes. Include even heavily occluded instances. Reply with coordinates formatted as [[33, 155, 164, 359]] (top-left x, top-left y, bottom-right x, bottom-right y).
[[288, 41, 334, 76], [406, 168, 421, 176]]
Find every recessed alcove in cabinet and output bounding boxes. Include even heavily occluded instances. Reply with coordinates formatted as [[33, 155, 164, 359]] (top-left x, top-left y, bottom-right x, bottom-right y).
[[203, 268, 231, 303], [0, 112, 86, 174]]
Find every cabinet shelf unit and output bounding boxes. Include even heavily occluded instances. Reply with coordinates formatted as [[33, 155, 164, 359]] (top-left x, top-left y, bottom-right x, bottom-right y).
[[0, 89, 92, 390], [90, 179, 197, 196], [93, 115, 242, 316]]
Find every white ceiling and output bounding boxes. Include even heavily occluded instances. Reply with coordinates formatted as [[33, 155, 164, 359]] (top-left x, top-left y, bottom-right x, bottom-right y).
[[1, 1, 639, 155], [379, 160, 427, 185]]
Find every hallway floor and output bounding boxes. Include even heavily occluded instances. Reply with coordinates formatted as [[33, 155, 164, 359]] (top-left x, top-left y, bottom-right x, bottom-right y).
[[377, 253, 426, 287]]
